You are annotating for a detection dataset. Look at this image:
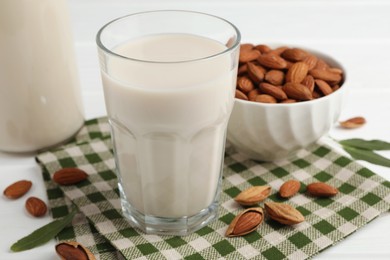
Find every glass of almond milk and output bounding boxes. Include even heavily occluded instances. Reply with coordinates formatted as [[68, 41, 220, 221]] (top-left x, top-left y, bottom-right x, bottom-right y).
[[97, 10, 240, 235]]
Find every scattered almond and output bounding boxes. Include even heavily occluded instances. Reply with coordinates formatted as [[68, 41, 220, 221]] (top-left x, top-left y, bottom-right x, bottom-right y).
[[279, 180, 301, 198], [53, 168, 88, 186], [307, 182, 338, 197], [339, 116, 366, 129], [3, 180, 32, 199], [235, 186, 271, 206], [225, 208, 264, 237], [265, 202, 305, 225], [25, 197, 47, 217], [56, 241, 96, 260]]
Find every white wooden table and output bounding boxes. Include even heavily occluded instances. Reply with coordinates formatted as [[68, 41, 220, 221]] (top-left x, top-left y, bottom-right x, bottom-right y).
[[1, 0, 390, 259]]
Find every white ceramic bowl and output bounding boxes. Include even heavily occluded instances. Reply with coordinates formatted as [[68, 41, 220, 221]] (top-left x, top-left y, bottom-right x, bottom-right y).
[[227, 48, 347, 161]]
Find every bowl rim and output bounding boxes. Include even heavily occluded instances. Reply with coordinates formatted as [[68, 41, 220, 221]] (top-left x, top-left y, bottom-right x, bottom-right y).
[[235, 44, 348, 107]]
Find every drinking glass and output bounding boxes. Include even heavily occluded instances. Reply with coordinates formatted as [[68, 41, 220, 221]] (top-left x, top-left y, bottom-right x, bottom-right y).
[[97, 10, 240, 235]]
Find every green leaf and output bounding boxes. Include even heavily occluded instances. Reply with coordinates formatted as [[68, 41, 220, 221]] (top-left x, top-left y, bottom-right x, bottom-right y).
[[343, 146, 390, 167], [339, 138, 390, 151], [10, 209, 77, 252]]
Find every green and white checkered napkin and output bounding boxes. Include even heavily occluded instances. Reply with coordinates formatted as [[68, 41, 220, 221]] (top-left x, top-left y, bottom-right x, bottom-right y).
[[36, 117, 390, 260]]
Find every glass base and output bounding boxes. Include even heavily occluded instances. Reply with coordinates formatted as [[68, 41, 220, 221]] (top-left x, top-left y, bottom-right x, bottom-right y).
[[120, 196, 218, 236]]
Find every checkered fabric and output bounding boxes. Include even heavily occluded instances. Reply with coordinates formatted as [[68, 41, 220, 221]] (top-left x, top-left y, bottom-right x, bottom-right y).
[[36, 118, 390, 260]]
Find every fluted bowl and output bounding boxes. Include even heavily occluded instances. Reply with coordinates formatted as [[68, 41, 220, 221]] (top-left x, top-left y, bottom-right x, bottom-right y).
[[227, 49, 347, 161]]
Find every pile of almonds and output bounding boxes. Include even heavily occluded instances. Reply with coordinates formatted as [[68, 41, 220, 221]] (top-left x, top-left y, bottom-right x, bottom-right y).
[[236, 44, 344, 103], [226, 180, 338, 237]]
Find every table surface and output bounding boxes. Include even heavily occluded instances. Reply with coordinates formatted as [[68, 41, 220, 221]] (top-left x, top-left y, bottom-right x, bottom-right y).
[[1, 0, 390, 259]]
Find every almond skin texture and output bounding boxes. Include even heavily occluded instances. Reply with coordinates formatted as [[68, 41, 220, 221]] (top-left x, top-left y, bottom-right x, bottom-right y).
[[279, 180, 301, 198], [259, 83, 287, 100], [309, 69, 342, 83], [225, 208, 264, 237], [247, 62, 265, 84], [265, 202, 305, 225], [307, 182, 338, 197], [257, 54, 287, 69], [286, 62, 309, 83], [339, 117, 366, 129], [3, 180, 32, 199], [303, 55, 318, 70], [237, 64, 248, 76], [235, 186, 271, 206], [265, 70, 285, 85], [281, 48, 308, 62], [255, 94, 277, 104], [315, 79, 333, 96], [302, 75, 315, 92], [239, 49, 261, 63], [240, 43, 254, 52], [255, 44, 272, 53], [235, 89, 248, 100], [56, 241, 96, 260], [283, 82, 313, 101], [25, 197, 47, 217], [53, 168, 88, 186], [247, 89, 261, 101], [237, 76, 255, 93]]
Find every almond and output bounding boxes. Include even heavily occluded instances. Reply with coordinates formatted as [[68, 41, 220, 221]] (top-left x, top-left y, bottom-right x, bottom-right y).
[[332, 84, 340, 92], [235, 186, 271, 206], [313, 59, 330, 70], [328, 67, 343, 74], [240, 43, 254, 52], [255, 44, 272, 54], [257, 54, 287, 69], [53, 168, 88, 186], [286, 62, 309, 83], [315, 79, 333, 96], [25, 197, 47, 217], [270, 46, 289, 56], [282, 82, 313, 101], [237, 76, 255, 93], [247, 89, 261, 101], [309, 69, 342, 83], [307, 182, 338, 197], [281, 99, 297, 103], [265, 70, 285, 85], [237, 64, 248, 76], [247, 62, 265, 84], [225, 207, 264, 237], [312, 90, 322, 99], [303, 55, 318, 70], [265, 202, 305, 225], [56, 241, 96, 260], [302, 75, 315, 92], [3, 180, 32, 199], [235, 89, 248, 100], [239, 49, 261, 63], [279, 180, 301, 198], [281, 48, 308, 62], [339, 116, 366, 129], [259, 82, 287, 100], [255, 94, 277, 103]]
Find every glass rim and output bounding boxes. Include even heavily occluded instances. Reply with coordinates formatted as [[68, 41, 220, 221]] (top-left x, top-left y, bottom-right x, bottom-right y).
[[96, 10, 241, 64]]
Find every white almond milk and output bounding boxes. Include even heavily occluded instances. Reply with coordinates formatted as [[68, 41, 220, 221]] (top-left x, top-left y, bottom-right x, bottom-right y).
[[101, 34, 236, 218], [0, 0, 84, 152]]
